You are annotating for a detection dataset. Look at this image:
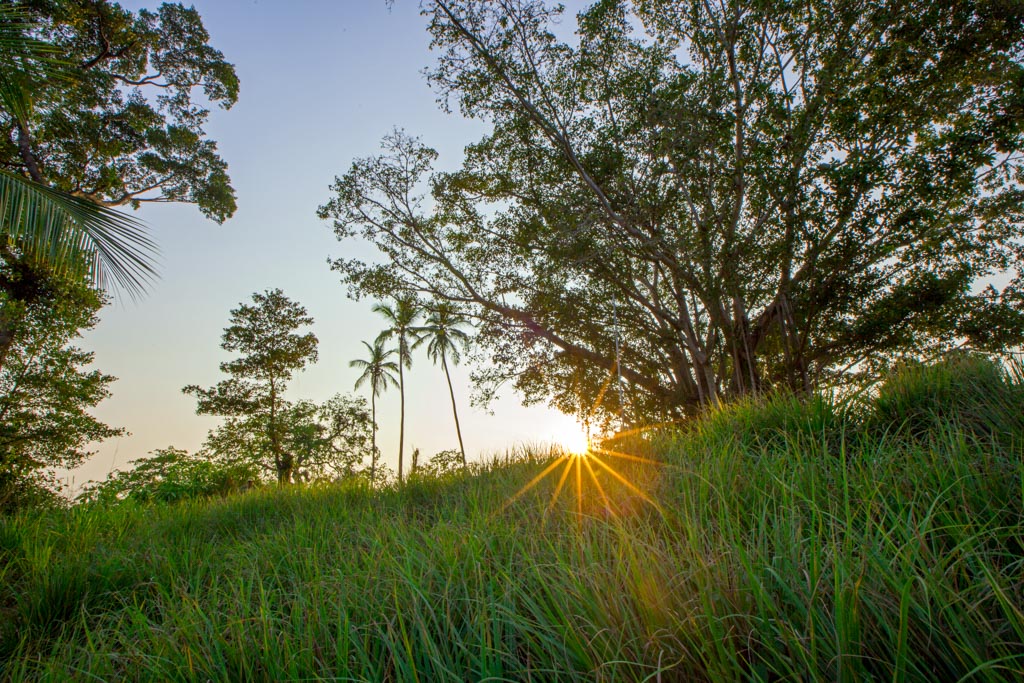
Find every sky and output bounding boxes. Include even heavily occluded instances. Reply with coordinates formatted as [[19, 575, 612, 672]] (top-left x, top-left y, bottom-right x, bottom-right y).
[[67, 0, 591, 491]]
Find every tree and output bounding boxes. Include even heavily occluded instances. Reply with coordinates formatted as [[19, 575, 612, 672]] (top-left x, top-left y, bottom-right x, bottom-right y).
[[0, 276, 122, 512], [414, 302, 471, 465], [320, 0, 1024, 421], [1, 0, 239, 221], [183, 289, 318, 484], [199, 395, 374, 484], [1, 0, 237, 366], [0, 4, 157, 291], [373, 294, 419, 482], [350, 338, 399, 485], [1, 4, 161, 375]]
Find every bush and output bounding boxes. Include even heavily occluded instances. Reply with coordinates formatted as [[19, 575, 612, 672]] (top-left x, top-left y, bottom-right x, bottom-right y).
[[680, 390, 851, 457], [869, 353, 1024, 449], [79, 447, 257, 505]]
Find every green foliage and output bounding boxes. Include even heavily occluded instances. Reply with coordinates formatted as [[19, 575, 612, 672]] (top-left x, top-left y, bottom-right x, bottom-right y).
[[2, 359, 1023, 679], [184, 289, 320, 484], [412, 448, 465, 479], [322, 0, 1024, 420], [0, 5, 157, 297], [0, 277, 121, 513], [78, 447, 257, 505], [1, 0, 239, 223], [683, 390, 850, 455]]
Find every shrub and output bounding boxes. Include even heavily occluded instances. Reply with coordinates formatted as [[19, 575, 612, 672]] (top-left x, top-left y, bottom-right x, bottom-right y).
[[79, 447, 257, 505], [869, 353, 1024, 449]]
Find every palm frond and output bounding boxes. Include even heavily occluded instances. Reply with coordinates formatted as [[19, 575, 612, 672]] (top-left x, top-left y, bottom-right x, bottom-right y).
[[0, 170, 159, 298]]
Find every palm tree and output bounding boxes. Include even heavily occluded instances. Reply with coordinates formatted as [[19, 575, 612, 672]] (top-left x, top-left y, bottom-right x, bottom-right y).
[[373, 294, 419, 483], [414, 302, 471, 465], [350, 339, 399, 485]]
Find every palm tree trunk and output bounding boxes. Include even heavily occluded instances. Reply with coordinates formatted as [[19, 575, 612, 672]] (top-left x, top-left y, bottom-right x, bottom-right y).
[[398, 356, 405, 484], [370, 392, 377, 486], [441, 351, 466, 466]]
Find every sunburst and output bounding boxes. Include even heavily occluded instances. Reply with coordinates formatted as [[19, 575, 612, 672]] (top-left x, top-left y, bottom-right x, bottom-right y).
[[502, 362, 668, 519]]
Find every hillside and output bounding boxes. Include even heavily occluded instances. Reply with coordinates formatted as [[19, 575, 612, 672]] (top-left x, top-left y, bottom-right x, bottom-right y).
[[2, 356, 1023, 681]]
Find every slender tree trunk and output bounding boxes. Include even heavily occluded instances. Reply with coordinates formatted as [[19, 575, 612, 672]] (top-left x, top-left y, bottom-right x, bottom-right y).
[[370, 392, 377, 486], [398, 352, 405, 484], [441, 351, 466, 466]]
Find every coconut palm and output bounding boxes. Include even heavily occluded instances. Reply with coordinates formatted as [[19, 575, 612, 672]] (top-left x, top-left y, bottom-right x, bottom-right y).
[[373, 294, 419, 483], [350, 339, 399, 485], [414, 302, 471, 465]]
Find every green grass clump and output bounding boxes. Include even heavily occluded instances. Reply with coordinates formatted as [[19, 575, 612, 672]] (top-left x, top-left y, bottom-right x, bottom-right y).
[[2, 356, 1023, 681], [869, 353, 1024, 449]]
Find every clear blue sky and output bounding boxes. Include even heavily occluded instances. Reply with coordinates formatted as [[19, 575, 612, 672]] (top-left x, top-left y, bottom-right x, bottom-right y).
[[69, 0, 589, 489]]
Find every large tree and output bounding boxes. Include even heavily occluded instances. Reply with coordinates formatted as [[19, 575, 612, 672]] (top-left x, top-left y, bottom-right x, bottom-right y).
[[2, 0, 239, 221], [1, 0, 237, 363], [0, 4, 157, 299], [321, 0, 1024, 422], [0, 276, 122, 512], [183, 289, 319, 484]]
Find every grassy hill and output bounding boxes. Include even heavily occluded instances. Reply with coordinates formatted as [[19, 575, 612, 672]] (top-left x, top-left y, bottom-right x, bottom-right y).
[[2, 355, 1024, 681]]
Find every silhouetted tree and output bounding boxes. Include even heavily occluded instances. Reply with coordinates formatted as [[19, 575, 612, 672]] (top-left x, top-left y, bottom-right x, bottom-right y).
[[184, 289, 318, 484], [414, 302, 471, 465], [373, 294, 419, 483], [350, 339, 399, 485], [322, 0, 1024, 421], [0, 5, 160, 373]]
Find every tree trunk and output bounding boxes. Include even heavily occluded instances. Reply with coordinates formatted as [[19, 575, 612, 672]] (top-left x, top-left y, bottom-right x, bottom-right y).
[[441, 351, 466, 466], [398, 353, 405, 484], [370, 392, 377, 486]]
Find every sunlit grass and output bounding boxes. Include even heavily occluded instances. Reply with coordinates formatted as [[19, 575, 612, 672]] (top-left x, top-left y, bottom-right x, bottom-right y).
[[2, 356, 1023, 681]]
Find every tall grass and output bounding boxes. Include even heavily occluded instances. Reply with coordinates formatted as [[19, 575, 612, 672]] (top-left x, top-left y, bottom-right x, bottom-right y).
[[1, 356, 1023, 681]]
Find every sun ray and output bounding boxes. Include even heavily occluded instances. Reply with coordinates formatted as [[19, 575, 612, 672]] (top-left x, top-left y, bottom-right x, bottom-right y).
[[545, 456, 575, 516], [501, 456, 567, 512], [588, 453, 664, 515], [575, 455, 583, 518], [582, 455, 611, 513], [591, 446, 663, 467], [603, 419, 689, 442], [586, 362, 617, 423]]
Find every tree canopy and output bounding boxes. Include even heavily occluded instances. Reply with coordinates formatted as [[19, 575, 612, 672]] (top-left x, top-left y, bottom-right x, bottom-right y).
[[0, 4, 157, 298], [2, 0, 239, 222], [321, 0, 1024, 422]]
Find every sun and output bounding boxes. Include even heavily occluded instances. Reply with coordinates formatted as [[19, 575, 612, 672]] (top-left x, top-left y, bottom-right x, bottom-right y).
[[556, 422, 591, 456], [501, 363, 667, 520]]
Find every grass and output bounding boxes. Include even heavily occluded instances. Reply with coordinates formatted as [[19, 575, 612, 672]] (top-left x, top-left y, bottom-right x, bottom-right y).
[[2, 355, 1023, 681]]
